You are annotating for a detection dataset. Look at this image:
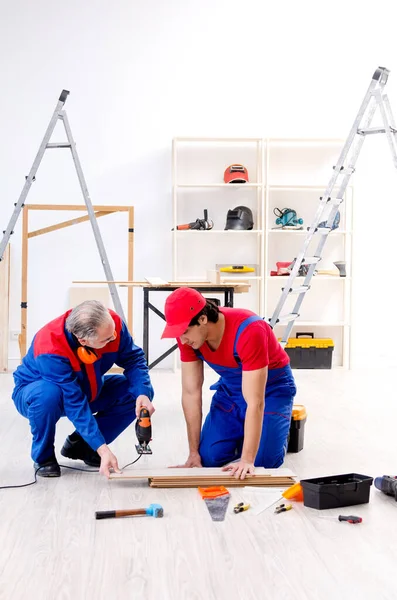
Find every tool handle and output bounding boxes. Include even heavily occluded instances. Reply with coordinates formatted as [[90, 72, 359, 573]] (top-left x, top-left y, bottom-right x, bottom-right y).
[[338, 515, 362, 524], [95, 509, 146, 519], [95, 510, 116, 520], [138, 407, 150, 419], [117, 509, 147, 517], [176, 223, 191, 230]]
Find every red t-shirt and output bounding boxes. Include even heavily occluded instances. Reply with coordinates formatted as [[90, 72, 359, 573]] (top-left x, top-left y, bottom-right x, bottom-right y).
[[177, 307, 289, 371]]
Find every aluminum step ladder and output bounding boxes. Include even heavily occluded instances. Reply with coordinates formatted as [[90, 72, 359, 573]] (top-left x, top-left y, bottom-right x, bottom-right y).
[[0, 89, 126, 324], [269, 66, 397, 345]]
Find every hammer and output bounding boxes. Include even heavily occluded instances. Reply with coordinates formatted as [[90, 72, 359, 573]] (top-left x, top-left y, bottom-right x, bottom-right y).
[[95, 503, 164, 520]]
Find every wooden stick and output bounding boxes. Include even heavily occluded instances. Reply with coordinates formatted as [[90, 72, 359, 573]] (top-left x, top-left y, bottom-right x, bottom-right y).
[[127, 207, 134, 333], [21, 207, 29, 358], [28, 211, 110, 238], [0, 245, 10, 372], [26, 204, 129, 212]]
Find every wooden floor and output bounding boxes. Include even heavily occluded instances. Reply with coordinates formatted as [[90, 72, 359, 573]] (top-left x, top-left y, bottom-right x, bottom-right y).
[[1, 366, 396, 600]]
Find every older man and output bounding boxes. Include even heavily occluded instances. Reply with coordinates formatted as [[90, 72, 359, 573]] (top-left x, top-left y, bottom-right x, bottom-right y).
[[12, 300, 154, 478]]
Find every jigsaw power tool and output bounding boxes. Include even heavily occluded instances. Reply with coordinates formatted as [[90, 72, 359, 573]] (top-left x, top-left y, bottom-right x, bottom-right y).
[[374, 475, 397, 499], [135, 407, 152, 455]]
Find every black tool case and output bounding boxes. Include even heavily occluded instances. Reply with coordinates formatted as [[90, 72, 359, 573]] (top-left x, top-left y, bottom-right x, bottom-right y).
[[300, 473, 374, 509]]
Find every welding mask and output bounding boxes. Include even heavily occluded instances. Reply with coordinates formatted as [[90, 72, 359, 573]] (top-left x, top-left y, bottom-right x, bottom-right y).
[[224, 206, 254, 230]]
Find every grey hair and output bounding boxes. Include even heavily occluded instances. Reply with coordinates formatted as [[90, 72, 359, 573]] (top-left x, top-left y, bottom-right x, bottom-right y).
[[65, 300, 112, 341]]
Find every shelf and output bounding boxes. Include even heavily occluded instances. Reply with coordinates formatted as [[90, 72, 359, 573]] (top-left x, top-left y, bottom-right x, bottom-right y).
[[274, 321, 350, 327], [176, 183, 262, 188], [267, 229, 352, 235], [220, 276, 262, 281], [269, 184, 353, 191], [176, 184, 351, 191], [174, 137, 262, 143], [267, 276, 351, 281], [174, 137, 344, 144], [175, 229, 262, 234], [268, 138, 345, 145]]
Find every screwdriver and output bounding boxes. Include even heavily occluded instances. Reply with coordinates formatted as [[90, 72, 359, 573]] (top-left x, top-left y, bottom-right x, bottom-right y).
[[338, 515, 362, 524], [317, 514, 362, 524]]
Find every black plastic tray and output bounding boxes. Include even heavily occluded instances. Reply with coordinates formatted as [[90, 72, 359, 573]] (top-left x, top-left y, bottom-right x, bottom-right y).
[[300, 473, 373, 509]]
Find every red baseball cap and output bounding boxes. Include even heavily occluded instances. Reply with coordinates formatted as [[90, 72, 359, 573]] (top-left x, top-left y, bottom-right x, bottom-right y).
[[161, 287, 206, 339]]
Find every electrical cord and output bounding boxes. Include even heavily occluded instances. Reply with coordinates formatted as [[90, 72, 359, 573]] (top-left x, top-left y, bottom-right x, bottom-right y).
[[0, 467, 43, 490], [273, 207, 298, 228], [120, 455, 143, 470], [0, 453, 143, 490]]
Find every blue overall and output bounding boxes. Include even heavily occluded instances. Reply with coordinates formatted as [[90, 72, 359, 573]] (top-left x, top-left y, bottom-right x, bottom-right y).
[[197, 316, 297, 468], [11, 311, 153, 464], [13, 374, 136, 464]]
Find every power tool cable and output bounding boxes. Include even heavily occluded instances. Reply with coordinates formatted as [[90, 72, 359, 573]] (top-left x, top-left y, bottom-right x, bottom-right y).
[[0, 453, 143, 490]]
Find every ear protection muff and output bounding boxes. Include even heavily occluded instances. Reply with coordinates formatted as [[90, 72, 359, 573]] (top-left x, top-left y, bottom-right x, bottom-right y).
[[77, 346, 98, 365], [74, 328, 117, 364]]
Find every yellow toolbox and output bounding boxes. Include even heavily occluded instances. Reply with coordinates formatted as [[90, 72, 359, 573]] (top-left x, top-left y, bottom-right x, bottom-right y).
[[283, 333, 334, 369]]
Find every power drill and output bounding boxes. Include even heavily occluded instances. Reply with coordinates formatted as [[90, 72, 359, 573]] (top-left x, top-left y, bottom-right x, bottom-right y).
[[374, 475, 397, 499], [135, 407, 152, 455]]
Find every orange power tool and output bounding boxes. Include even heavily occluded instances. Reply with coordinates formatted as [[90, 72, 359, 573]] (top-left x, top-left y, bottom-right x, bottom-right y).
[[135, 407, 152, 455]]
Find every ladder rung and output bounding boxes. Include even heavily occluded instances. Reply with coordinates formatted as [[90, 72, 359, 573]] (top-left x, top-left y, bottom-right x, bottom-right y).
[[326, 197, 344, 206], [320, 196, 344, 206], [277, 313, 299, 324], [316, 227, 331, 234], [333, 166, 355, 175], [301, 256, 321, 265], [282, 285, 310, 294], [358, 126, 397, 135], [46, 142, 71, 148]]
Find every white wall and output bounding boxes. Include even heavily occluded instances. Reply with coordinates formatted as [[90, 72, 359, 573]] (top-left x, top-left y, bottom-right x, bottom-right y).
[[1, 0, 396, 369]]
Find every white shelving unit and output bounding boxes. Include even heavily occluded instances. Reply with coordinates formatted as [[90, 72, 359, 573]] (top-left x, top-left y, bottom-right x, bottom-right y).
[[172, 137, 354, 368], [172, 137, 265, 314]]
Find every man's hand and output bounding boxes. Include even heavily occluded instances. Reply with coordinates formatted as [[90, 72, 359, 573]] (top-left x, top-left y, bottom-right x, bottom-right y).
[[97, 444, 122, 478], [222, 459, 255, 480], [135, 395, 155, 418], [169, 451, 203, 468]]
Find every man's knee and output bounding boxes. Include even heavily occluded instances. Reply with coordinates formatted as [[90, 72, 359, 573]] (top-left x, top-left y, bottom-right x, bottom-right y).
[[254, 451, 286, 468], [199, 440, 235, 468], [28, 381, 63, 414], [200, 449, 223, 468]]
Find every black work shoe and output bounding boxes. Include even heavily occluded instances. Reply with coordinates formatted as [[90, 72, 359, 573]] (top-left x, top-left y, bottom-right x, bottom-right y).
[[60, 433, 101, 467], [34, 458, 61, 478]]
